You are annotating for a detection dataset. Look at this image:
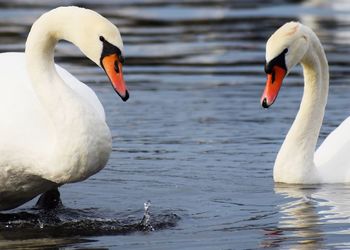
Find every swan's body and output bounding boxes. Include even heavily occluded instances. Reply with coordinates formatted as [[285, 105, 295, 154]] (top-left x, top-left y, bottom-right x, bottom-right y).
[[261, 22, 350, 184], [0, 7, 128, 210]]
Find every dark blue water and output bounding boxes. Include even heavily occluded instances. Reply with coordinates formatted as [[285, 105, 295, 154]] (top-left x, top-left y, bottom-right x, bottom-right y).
[[1, 0, 350, 249]]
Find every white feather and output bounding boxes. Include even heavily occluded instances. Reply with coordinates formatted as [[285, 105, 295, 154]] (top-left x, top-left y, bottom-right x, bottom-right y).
[[265, 22, 350, 183], [0, 6, 124, 210]]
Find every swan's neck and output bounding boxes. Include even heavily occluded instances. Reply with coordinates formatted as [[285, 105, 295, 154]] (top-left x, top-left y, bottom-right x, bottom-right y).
[[26, 10, 72, 111], [25, 9, 111, 184], [25, 9, 83, 105], [274, 34, 329, 183]]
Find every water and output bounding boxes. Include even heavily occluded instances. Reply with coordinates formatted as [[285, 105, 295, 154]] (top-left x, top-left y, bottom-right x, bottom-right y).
[[1, 0, 350, 249]]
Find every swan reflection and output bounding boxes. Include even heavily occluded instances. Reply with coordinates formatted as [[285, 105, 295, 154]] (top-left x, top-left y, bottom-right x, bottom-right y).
[[263, 184, 350, 249]]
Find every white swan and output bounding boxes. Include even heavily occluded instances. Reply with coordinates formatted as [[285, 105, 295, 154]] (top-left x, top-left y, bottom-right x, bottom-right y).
[[0, 6, 129, 210], [261, 22, 350, 184]]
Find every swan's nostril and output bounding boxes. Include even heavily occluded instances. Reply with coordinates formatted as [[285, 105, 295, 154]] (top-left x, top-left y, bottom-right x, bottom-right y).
[[262, 98, 269, 108], [114, 60, 120, 73]]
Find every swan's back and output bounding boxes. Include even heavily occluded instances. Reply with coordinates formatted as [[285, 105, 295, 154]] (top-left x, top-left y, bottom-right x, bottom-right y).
[[315, 116, 350, 182]]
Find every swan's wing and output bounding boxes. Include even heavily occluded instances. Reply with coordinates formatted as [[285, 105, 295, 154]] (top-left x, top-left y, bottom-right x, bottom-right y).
[[56, 65, 106, 121], [0, 53, 54, 154], [0, 52, 106, 159], [315, 116, 350, 168]]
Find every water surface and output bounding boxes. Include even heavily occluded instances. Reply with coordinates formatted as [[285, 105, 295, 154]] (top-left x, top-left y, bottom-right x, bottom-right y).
[[1, 0, 350, 249]]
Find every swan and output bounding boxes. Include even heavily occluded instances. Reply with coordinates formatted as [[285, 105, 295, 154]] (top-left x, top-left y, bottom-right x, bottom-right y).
[[261, 22, 350, 184], [0, 6, 129, 210]]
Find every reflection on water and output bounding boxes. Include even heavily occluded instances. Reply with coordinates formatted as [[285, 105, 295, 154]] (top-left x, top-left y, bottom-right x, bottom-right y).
[[263, 184, 350, 249], [267, 185, 325, 249], [1, 0, 350, 249]]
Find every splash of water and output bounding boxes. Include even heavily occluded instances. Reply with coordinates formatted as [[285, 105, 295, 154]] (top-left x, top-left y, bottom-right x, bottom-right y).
[[38, 219, 44, 229], [140, 200, 154, 231], [0, 203, 180, 239]]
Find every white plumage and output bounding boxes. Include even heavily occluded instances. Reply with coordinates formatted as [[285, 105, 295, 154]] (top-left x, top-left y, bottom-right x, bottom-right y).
[[0, 7, 127, 210], [263, 22, 350, 183]]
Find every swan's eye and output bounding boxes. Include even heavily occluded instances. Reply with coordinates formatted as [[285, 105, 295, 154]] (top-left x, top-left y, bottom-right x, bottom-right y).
[[264, 62, 272, 74], [99, 36, 105, 42], [283, 48, 288, 54], [119, 55, 125, 64]]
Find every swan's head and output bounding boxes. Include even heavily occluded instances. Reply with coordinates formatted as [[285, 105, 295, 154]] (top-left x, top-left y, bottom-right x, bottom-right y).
[[261, 22, 309, 108], [55, 7, 129, 101]]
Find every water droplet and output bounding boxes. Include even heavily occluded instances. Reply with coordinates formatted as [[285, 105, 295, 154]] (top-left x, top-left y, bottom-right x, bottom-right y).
[[144, 200, 151, 212], [140, 200, 154, 231], [38, 220, 44, 229]]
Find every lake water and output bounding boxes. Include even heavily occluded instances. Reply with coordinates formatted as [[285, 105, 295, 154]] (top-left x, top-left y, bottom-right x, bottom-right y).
[[1, 0, 350, 249]]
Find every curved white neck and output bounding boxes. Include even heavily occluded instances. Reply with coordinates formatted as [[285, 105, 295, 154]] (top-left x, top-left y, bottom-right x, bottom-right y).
[[24, 8, 111, 183], [274, 32, 329, 183], [25, 9, 80, 115]]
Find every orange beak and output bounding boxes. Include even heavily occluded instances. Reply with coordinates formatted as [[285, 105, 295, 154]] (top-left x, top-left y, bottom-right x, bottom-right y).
[[102, 54, 129, 101], [261, 65, 286, 108]]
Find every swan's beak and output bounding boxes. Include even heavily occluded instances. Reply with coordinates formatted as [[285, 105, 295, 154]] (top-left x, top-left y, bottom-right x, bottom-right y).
[[261, 65, 286, 108], [102, 54, 129, 102]]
